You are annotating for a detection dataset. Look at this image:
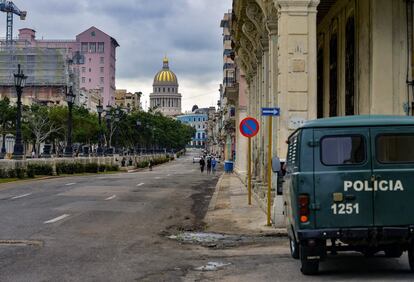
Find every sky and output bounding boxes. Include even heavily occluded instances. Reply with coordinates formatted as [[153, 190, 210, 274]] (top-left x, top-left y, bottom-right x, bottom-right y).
[[5, 0, 232, 112]]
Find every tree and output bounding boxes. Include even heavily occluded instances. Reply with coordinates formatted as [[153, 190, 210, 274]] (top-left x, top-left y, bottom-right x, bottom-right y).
[[23, 105, 63, 157]]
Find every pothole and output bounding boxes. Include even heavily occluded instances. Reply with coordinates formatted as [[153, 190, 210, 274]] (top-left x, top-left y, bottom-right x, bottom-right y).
[[166, 232, 283, 248], [0, 240, 43, 247], [195, 261, 232, 271]]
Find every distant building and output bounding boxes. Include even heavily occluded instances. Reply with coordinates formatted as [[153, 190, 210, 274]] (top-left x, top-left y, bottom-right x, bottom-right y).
[[115, 89, 142, 111], [150, 57, 182, 116], [79, 88, 102, 113], [177, 107, 209, 148], [0, 26, 119, 107]]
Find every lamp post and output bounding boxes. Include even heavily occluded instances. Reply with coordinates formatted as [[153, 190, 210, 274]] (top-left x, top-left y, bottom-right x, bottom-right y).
[[64, 86, 76, 157], [96, 100, 104, 156], [135, 119, 141, 154], [114, 107, 120, 154], [105, 105, 112, 155], [12, 64, 27, 160]]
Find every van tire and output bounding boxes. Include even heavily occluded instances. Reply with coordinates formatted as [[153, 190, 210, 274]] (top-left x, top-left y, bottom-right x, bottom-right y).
[[300, 259, 319, 275], [289, 237, 299, 259], [384, 247, 403, 258], [408, 244, 414, 272]]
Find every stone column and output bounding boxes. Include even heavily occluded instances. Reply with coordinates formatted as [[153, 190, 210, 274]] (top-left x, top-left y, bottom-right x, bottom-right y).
[[274, 0, 319, 157]]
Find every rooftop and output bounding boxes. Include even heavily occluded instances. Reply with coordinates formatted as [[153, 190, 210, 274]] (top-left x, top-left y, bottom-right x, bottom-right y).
[[301, 115, 414, 129]]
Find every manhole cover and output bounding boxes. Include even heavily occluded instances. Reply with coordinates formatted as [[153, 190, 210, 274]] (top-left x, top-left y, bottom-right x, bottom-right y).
[[0, 240, 43, 247]]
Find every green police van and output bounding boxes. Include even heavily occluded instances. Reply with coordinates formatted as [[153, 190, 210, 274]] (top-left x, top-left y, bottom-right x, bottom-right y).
[[277, 115, 414, 275]]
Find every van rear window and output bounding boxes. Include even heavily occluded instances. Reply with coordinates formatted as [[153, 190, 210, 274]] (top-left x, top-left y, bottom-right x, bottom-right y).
[[377, 134, 414, 163], [321, 136, 365, 165]]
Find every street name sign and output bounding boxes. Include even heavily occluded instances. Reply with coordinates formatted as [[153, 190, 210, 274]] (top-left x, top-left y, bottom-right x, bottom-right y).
[[261, 107, 280, 116], [239, 117, 259, 138]]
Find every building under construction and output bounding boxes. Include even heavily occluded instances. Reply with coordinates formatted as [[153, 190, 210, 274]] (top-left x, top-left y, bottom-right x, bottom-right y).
[[0, 46, 73, 106]]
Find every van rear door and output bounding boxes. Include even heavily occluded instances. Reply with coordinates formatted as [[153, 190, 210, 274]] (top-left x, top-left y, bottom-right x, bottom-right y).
[[371, 127, 414, 226], [313, 129, 374, 228]]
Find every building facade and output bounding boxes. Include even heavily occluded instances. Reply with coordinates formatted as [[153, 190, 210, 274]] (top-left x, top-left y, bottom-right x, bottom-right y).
[[150, 57, 182, 117], [228, 0, 414, 225], [13, 26, 119, 106], [177, 110, 208, 148], [115, 89, 142, 111]]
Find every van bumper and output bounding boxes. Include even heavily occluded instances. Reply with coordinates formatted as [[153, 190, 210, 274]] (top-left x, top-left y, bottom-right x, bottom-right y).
[[298, 226, 414, 241]]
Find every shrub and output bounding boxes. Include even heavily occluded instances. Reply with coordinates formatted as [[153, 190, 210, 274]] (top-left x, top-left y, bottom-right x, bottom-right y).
[[98, 165, 106, 172], [7, 169, 16, 178], [136, 160, 149, 169], [27, 164, 53, 177], [15, 168, 26, 179], [85, 163, 98, 173]]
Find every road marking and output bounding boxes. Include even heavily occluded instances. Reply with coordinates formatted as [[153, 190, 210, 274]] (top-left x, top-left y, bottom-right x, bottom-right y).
[[105, 195, 116, 201], [137, 183, 144, 187], [11, 193, 32, 200], [44, 214, 70, 224], [65, 183, 76, 186]]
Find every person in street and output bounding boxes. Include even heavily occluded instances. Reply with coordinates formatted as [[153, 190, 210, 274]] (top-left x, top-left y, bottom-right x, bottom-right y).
[[206, 157, 212, 174], [149, 159, 153, 171], [199, 157, 205, 173], [211, 157, 217, 175]]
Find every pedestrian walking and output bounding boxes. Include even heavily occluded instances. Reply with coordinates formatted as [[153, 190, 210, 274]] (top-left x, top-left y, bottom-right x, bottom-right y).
[[149, 159, 153, 171], [206, 157, 212, 174], [199, 157, 205, 173], [211, 157, 217, 175]]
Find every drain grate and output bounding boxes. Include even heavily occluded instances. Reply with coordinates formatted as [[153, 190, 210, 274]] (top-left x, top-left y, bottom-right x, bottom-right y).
[[0, 240, 43, 247]]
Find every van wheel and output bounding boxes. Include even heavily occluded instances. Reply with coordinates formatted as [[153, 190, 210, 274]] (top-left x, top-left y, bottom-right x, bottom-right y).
[[300, 259, 319, 275], [408, 243, 414, 272], [384, 247, 403, 258], [289, 237, 299, 259]]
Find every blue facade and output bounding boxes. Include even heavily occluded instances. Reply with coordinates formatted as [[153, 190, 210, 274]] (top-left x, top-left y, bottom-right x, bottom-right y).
[[177, 113, 208, 147]]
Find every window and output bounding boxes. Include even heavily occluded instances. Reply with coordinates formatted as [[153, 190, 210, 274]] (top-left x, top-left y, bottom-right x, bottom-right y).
[[89, 58, 92, 63], [329, 33, 338, 117], [377, 134, 414, 163], [100, 67, 104, 73], [345, 16, 356, 116], [98, 42, 104, 53], [82, 67, 86, 73], [81, 43, 88, 53], [100, 57, 104, 64], [89, 78, 91, 83], [317, 48, 324, 118], [321, 136, 365, 165], [82, 77, 85, 83], [91, 31, 96, 36], [89, 42, 96, 53], [100, 77, 104, 83], [89, 68, 91, 72]]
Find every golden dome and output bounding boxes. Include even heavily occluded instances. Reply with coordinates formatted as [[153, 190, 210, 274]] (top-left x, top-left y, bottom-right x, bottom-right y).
[[153, 57, 178, 86]]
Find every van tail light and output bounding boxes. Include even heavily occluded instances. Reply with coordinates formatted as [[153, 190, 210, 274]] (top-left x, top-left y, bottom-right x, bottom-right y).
[[299, 194, 310, 223]]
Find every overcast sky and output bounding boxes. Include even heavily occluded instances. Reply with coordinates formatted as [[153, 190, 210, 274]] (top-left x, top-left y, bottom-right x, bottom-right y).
[[6, 0, 232, 112]]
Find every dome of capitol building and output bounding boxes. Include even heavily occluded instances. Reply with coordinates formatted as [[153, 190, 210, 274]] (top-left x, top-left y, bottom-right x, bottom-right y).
[[150, 57, 182, 117]]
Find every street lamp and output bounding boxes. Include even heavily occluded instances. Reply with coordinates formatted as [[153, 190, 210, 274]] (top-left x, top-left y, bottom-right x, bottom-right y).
[[12, 64, 27, 160], [135, 119, 141, 154], [114, 107, 120, 154], [96, 100, 104, 156], [64, 86, 76, 157], [105, 104, 112, 155]]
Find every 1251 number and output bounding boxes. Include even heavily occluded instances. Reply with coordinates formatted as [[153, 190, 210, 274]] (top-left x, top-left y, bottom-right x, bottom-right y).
[[331, 203, 359, 215]]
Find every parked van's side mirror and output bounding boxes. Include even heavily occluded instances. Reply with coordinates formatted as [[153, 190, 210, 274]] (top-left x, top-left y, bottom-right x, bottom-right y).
[[272, 157, 281, 173]]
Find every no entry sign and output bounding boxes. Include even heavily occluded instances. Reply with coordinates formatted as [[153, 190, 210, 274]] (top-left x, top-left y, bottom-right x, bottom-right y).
[[240, 117, 260, 138]]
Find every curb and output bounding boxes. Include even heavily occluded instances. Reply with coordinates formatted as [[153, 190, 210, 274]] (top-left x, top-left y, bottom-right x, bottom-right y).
[[207, 173, 224, 212]]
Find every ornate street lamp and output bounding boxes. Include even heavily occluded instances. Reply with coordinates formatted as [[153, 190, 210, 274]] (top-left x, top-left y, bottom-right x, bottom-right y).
[[64, 86, 76, 157], [135, 119, 141, 154], [105, 104, 112, 155], [96, 100, 104, 156], [12, 64, 27, 160], [114, 107, 120, 154]]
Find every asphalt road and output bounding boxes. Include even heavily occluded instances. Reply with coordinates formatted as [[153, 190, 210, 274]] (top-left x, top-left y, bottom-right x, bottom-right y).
[[0, 150, 413, 281]]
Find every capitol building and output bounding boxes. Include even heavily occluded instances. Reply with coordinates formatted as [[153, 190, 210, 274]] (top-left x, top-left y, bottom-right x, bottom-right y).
[[149, 57, 182, 117]]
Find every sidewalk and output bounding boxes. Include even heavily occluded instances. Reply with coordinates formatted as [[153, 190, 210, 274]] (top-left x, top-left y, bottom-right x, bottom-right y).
[[204, 172, 287, 236]]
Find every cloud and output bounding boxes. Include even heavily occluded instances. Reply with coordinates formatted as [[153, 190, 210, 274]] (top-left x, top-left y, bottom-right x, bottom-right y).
[[6, 0, 232, 112]]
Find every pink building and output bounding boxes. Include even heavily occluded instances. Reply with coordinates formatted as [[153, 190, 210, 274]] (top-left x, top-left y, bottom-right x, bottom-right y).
[[17, 26, 119, 106]]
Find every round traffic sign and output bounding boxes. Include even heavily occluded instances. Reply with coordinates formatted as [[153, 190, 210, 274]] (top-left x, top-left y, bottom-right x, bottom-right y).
[[240, 117, 260, 138]]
